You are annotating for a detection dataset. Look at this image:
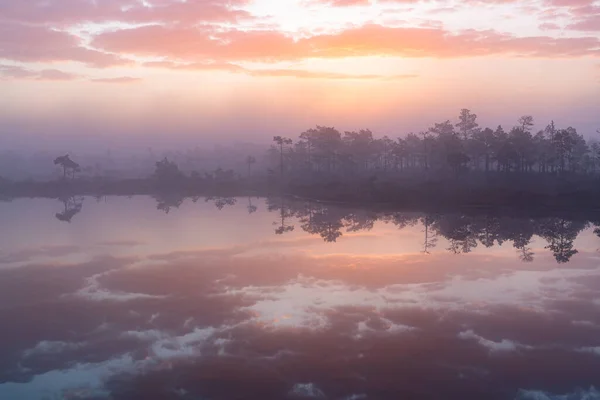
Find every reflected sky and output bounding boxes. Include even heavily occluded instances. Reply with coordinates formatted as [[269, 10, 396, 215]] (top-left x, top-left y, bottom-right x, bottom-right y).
[[0, 197, 599, 400]]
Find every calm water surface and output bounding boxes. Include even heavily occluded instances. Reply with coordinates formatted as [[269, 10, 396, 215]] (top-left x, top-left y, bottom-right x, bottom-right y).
[[1, 196, 600, 400]]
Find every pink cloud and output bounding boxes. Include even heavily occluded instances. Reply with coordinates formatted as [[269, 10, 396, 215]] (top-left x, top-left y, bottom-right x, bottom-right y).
[[567, 14, 600, 31], [305, 0, 372, 6], [0, 64, 138, 83], [0, 65, 79, 81], [0, 65, 38, 79], [539, 22, 561, 30], [544, 0, 595, 7], [36, 69, 79, 81], [0, 22, 125, 67], [0, 0, 251, 26], [540, 0, 600, 32]]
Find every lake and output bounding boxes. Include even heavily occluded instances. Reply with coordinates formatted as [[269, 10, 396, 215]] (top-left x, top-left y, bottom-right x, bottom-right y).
[[1, 196, 599, 400]]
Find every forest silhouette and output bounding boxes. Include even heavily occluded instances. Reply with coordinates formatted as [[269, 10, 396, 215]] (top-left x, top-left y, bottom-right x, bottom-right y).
[[2, 110, 600, 208]]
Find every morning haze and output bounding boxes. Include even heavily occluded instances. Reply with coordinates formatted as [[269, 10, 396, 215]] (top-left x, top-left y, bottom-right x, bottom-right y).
[[1, 0, 600, 399]]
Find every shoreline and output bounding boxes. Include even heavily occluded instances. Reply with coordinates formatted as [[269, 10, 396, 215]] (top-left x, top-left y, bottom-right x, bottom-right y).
[[2, 178, 600, 219]]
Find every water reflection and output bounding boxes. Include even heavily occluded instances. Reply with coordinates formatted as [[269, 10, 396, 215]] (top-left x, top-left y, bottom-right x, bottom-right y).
[[265, 198, 594, 264], [205, 196, 237, 211], [39, 194, 600, 264], [0, 196, 599, 399], [153, 193, 184, 214], [246, 197, 258, 214], [55, 195, 84, 223]]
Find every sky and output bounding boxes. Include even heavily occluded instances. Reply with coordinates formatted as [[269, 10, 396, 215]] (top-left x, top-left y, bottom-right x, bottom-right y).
[[1, 0, 599, 147]]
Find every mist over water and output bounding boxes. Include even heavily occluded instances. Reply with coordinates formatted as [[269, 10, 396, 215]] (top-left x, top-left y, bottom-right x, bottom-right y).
[[2, 0, 600, 397], [1, 196, 600, 400]]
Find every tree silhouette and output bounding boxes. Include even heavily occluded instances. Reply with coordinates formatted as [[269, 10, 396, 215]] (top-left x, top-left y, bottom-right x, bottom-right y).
[[447, 152, 470, 175], [299, 126, 343, 172], [273, 136, 293, 177], [456, 109, 479, 141], [246, 155, 257, 178], [473, 127, 495, 172], [254, 110, 600, 182], [518, 115, 535, 132], [509, 126, 534, 172], [53, 155, 80, 180], [342, 129, 374, 172], [553, 129, 575, 173], [153, 157, 184, 182]]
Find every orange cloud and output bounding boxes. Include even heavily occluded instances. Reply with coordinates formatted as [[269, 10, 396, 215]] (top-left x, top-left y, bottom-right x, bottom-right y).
[[0, 0, 598, 73], [92, 24, 600, 63], [89, 77, 142, 84], [143, 60, 417, 79]]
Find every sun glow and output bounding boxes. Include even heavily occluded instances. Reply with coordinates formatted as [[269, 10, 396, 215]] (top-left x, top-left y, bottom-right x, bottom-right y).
[[0, 0, 598, 140]]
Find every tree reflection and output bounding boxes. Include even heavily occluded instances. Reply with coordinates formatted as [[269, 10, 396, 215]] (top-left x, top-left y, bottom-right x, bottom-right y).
[[153, 193, 185, 214], [344, 210, 377, 233], [299, 202, 346, 243], [205, 196, 237, 210], [45, 193, 597, 264], [421, 215, 438, 254], [267, 197, 295, 235], [247, 197, 258, 214], [435, 215, 478, 254], [518, 246, 535, 263], [55, 195, 84, 223], [261, 197, 594, 264], [310, 210, 344, 242], [475, 215, 503, 248], [539, 218, 588, 264]]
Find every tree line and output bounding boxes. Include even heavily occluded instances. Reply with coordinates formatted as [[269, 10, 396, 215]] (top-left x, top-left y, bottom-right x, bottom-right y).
[[46, 110, 600, 183], [3, 110, 600, 208], [268, 111, 600, 177]]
